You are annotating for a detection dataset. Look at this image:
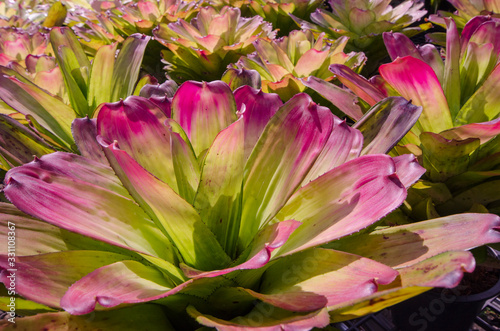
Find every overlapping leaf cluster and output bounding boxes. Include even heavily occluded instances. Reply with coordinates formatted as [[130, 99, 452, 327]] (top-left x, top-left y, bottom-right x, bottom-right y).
[[0, 0, 500, 330]]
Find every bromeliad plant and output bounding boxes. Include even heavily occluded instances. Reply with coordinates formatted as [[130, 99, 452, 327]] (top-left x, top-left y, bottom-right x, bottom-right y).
[[1, 80, 500, 330], [429, 0, 500, 29], [0, 28, 51, 68], [0, 27, 153, 171], [153, 6, 276, 82], [0, 28, 62, 115], [309, 16, 500, 219], [235, 29, 366, 101], [241, 0, 324, 36], [70, 0, 201, 40], [293, 0, 429, 73]]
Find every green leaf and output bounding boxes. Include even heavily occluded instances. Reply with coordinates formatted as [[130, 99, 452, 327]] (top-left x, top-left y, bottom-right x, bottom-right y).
[[328, 213, 500, 268], [50, 28, 90, 117], [0, 305, 174, 331], [0, 69, 75, 149], [50, 27, 91, 71], [87, 43, 117, 112], [111, 34, 151, 101], [194, 119, 244, 257], [420, 132, 480, 182], [0, 297, 56, 316], [0, 114, 54, 169], [42, 1, 67, 27], [330, 251, 475, 321], [188, 305, 330, 330], [438, 180, 500, 214], [442, 18, 461, 119], [239, 94, 333, 250]]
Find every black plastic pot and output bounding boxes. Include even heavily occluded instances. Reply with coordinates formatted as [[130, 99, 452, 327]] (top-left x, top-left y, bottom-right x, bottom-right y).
[[391, 270, 500, 331]]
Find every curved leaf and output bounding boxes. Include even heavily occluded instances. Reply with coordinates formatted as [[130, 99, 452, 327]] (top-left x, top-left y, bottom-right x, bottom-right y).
[[72, 117, 107, 164], [329, 64, 385, 106], [0, 304, 174, 331], [301, 115, 363, 185], [273, 155, 407, 256], [383, 32, 423, 62], [331, 251, 476, 321], [101, 142, 231, 270], [354, 97, 422, 155], [392, 154, 426, 188], [379, 56, 453, 133], [0, 251, 129, 308], [441, 117, 500, 144], [171, 81, 238, 156], [97, 96, 196, 198], [233, 85, 282, 159], [301, 76, 364, 120], [188, 305, 330, 331], [4, 155, 173, 261], [61, 260, 191, 315], [181, 220, 300, 279], [329, 213, 500, 268], [240, 93, 333, 250], [257, 248, 398, 311]]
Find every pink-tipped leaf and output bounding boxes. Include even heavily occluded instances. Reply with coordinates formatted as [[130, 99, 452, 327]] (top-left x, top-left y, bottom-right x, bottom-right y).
[[60, 260, 193, 315], [0, 251, 128, 309], [273, 155, 407, 256], [233, 85, 282, 159], [4, 154, 174, 261], [329, 64, 385, 106], [301, 76, 365, 120], [301, 115, 363, 185], [101, 141, 231, 270], [380, 56, 453, 133], [97, 96, 199, 200], [72, 117, 107, 164], [171, 81, 238, 156]]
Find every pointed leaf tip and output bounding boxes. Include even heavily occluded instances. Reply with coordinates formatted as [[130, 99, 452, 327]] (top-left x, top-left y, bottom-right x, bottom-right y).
[[171, 80, 237, 156], [380, 56, 452, 133]]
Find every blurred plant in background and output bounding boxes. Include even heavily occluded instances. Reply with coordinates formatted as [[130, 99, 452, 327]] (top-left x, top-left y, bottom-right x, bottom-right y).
[[242, 0, 324, 36], [307, 15, 500, 221], [293, 0, 430, 73], [235, 30, 366, 102], [154, 6, 275, 82]]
